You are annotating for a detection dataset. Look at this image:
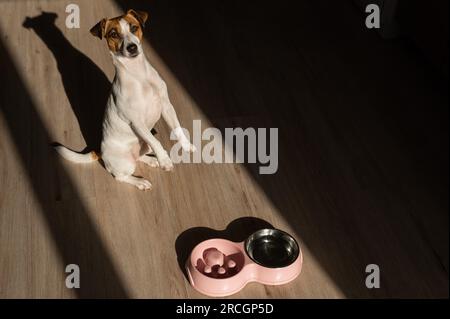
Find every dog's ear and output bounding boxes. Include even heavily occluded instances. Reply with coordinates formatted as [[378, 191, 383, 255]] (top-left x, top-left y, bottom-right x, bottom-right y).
[[90, 18, 107, 39], [127, 9, 149, 28]]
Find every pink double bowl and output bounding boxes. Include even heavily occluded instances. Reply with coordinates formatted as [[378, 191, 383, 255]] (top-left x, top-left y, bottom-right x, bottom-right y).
[[186, 229, 303, 297]]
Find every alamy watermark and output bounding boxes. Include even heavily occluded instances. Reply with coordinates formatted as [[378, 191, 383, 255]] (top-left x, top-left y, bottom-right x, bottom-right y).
[[365, 4, 381, 29], [65, 264, 80, 289], [170, 120, 279, 175], [65, 4, 80, 29], [365, 264, 380, 289]]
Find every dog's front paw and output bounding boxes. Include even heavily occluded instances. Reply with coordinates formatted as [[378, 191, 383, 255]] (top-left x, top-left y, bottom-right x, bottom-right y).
[[159, 156, 174, 171], [182, 142, 197, 153]]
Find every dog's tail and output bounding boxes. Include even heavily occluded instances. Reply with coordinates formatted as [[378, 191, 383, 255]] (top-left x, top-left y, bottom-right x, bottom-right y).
[[53, 145, 100, 164]]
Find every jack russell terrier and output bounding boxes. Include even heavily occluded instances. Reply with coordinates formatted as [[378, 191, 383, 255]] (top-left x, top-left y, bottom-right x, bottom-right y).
[[55, 9, 195, 190]]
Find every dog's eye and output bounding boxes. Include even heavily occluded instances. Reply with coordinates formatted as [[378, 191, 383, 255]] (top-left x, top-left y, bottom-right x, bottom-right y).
[[109, 30, 119, 38], [130, 25, 138, 33]]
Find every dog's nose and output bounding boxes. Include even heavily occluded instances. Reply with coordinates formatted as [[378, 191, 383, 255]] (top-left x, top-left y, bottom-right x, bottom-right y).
[[126, 43, 138, 54]]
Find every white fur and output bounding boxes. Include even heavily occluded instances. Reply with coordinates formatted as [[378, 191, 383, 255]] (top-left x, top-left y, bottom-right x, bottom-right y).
[[54, 145, 97, 163], [55, 17, 194, 190]]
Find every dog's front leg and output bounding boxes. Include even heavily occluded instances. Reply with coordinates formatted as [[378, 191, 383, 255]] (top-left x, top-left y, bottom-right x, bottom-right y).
[[161, 97, 196, 153], [131, 121, 174, 171]]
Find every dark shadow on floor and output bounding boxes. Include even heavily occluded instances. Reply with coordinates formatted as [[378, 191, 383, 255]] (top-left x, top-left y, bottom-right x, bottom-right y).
[[175, 217, 273, 279], [23, 12, 109, 152], [0, 35, 128, 298], [116, 0, 448, 297]]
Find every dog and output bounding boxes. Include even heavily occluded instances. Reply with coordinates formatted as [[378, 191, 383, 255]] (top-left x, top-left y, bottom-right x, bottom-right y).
[[55, 9, 195, 190]]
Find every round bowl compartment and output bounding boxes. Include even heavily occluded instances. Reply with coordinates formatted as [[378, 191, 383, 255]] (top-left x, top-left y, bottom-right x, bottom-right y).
[[245, 229, 299, 268], [189, 239, 245, 279]]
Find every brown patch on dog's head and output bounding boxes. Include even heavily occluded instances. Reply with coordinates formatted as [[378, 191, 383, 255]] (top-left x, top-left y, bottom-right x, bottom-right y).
[[124, 9, 148, 42], [90, 17, 124, 54], [104, 18, 123, 54]]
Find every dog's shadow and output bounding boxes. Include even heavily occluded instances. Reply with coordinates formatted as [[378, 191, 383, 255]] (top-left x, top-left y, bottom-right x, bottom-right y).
[[175, 217, 274, 280], [23, 12, 109, 152]]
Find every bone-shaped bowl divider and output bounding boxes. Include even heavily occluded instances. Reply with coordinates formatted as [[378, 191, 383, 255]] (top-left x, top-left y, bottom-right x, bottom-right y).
[[186, 229, 302, 297]]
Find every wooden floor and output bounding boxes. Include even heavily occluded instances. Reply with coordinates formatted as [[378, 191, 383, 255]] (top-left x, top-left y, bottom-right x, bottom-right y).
[[0, 0, 448, 298]]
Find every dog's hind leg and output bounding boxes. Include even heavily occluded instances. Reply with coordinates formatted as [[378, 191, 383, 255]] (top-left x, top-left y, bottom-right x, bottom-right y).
[[115, 175, 152, 191], [130, 122, 174, 171], [138, 155, 159, 168], [137, 142, 159, 168], [139, 142, 153, 156], [103, 151, 153, 191]]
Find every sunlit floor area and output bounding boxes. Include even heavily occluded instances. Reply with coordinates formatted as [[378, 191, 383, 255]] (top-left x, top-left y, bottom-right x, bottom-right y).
[[0, 0, 448, 298]]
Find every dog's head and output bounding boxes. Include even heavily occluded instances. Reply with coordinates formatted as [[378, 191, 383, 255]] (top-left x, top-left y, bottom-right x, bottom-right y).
[[90, 9, 148, 59]]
